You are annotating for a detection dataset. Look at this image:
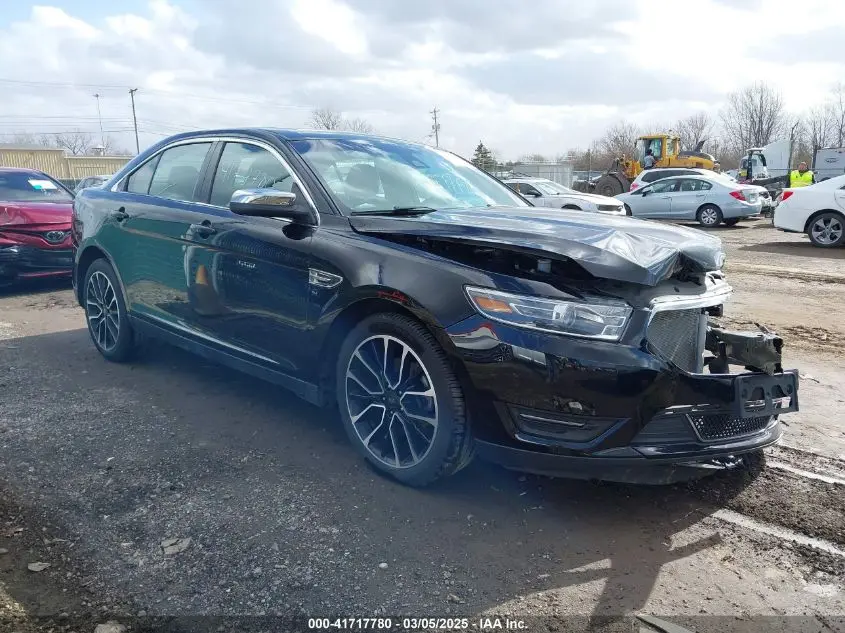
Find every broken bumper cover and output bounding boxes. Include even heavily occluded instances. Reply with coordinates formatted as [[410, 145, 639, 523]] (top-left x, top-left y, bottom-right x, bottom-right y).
[[0, 244, 73, 282], [447, 315, 799, 484]]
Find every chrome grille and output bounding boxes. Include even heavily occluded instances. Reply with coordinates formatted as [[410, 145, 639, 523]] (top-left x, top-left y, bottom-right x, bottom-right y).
[[647, 309, 703, 373], [687, 413, 774, 442]]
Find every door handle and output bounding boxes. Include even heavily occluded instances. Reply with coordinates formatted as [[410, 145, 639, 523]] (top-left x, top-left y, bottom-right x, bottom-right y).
[[112, 207, 128, 222], [189, 221, 217, 238]]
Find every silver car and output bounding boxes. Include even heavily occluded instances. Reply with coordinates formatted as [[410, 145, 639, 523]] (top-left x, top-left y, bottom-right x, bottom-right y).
[[74, 174, 112, 194], [503, 177, 624, 214], [615, 174, 762, 227]]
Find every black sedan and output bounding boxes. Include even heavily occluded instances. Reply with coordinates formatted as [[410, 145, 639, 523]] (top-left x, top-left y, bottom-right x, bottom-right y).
[[70, 129, 799, 486]]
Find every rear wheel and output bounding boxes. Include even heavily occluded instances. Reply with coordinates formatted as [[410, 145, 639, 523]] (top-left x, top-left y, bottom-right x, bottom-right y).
[[336, 313, 473, 486], [807, 212, 845, 247], [83, 259, 137, 362], [723, 218, 740, 227], [697, 204, 723, 227]]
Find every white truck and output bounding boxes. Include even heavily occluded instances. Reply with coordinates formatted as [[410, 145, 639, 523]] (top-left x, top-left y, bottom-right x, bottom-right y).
[[814, 147, 845, 181]]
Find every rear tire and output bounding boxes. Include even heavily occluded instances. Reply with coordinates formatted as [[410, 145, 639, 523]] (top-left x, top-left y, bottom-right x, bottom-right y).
[[83, 259, 137, 362], [807, 211, 845, 248], [336, 313, 473, 487], [697, 204, 723, 227]]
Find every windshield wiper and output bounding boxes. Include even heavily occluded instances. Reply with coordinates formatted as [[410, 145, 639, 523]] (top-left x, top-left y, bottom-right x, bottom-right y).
[[350, 206, 438, 217]]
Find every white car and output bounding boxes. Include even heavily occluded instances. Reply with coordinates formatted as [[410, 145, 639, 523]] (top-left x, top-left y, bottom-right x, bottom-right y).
[[629, 167, 774, 212], [503, 177, 624, 214], [773, 173, 845, 247]]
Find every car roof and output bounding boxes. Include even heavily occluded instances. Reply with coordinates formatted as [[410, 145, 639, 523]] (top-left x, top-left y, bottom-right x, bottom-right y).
[[502, 177, 550, 182], [0, 167, 47, 175], [157, 128, 422, 147]]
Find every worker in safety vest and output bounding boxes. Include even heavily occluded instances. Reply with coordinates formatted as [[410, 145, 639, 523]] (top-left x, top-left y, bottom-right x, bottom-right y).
[[789, 161, 814, 187]]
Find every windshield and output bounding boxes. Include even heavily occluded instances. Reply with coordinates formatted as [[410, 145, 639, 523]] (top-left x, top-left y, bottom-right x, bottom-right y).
[[533, 180, 574, 195], [0, 171, 72, 203], [289, 137, 527, 214]]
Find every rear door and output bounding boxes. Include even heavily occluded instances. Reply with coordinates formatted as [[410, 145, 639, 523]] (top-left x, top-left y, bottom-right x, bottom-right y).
[[104, 140, 215, 324], [665, 178, 712, 220], [178, 139, 314, 374]]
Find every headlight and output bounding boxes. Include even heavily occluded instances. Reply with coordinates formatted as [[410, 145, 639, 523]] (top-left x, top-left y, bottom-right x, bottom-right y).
[[465, 286, 632, 341]]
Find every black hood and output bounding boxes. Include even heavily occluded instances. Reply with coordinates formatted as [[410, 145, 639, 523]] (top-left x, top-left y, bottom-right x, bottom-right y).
[[349, 207, 726, 287]]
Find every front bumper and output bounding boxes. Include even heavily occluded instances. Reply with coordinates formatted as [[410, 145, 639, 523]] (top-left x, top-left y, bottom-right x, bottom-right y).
[[446, 313, 798, 484], [0, 245, 73, 282]]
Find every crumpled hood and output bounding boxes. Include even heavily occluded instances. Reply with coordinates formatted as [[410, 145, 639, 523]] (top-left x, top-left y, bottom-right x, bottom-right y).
[[349, 207, 726, 287], [0, 201, 73, 227]]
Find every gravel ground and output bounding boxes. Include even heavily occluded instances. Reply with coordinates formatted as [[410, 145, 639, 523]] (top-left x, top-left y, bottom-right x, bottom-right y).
[[0, 220, 843, 632]]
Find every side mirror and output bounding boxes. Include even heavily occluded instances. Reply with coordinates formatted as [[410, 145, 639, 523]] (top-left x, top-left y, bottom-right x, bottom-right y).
[[641, 189, 650, 196], [229, 188, 317, 226]]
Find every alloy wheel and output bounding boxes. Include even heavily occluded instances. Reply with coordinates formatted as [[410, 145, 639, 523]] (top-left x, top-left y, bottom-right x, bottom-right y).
[[699, 208, 719, 226], [86, 271, 120, 352], [810, 215, 843, 246], [345, 335, 438, 469]]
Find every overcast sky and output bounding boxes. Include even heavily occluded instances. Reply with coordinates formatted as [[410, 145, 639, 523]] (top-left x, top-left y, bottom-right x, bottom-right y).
[[1, 0, 844, 158]]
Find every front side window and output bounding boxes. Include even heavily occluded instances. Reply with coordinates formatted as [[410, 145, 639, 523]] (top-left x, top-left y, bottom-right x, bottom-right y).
[[147, 142, 212, 202], [289, 138, 527, 214], [127, 157, 159, 194], [647, 179, 678, 194], [520, 184, 542, 196], [0, 171, 72, 203], [210, 143, 293, 208]]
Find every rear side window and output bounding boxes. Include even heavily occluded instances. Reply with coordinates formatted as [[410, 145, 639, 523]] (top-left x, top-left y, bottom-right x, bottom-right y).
[[148, 142, 213, 202], [677, 179, 712, 192], [127, 158, 158, 194]]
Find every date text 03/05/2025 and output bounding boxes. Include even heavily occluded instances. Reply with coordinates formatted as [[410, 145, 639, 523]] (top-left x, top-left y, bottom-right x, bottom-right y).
[[307, 617, 528, 630]]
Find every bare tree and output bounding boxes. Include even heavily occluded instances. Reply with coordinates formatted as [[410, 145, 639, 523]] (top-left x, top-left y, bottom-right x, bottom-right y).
[[804, 104, 834, 158], [3, 131, 39, 146], [344, 117, 375, 134], [720, 82, 787, 153], [829, 83, 845, 147], [310, 107, 344, 130], [598, 120, 640, 158], [675, 112, 714, 151], [39, 130, 94, 156]]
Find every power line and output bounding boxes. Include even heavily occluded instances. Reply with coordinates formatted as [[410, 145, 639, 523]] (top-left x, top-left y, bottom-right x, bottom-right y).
[[0, 77, 312, 111]]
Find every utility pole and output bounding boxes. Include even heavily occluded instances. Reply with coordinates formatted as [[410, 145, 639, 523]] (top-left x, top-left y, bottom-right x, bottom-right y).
[[129, 88, 140, 154], [93, 93, 105, 148], [430, 107, 440, 148]]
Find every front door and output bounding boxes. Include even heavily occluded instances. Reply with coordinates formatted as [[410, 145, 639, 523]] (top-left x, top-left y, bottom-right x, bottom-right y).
[[636, 178, 677, 218], [181, 140, 313, 375]]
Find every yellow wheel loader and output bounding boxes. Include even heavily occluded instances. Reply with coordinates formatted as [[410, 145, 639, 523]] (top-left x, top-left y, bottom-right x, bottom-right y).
[[583, 134, 717, 197]]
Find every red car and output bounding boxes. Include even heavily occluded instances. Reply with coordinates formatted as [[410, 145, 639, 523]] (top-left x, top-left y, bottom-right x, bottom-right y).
[[0, 167, 75, 286]]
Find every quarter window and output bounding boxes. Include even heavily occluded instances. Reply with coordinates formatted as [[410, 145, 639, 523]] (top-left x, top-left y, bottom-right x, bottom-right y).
[[126, 157, 159, 194], [147, 142, 212, 202], [210, 142, 293, 208]]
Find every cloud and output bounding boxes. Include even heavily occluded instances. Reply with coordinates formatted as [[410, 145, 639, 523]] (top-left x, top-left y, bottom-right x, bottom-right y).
[[456, 49, 718, 106], [0, 0, 841, 160]]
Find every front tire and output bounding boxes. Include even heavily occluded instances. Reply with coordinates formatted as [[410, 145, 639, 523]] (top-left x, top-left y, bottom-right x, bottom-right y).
[[697, 204, 723, 227], [807, 212, 845, 247], [83, 259, 137, 362], [336, 313, 473, 487]]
